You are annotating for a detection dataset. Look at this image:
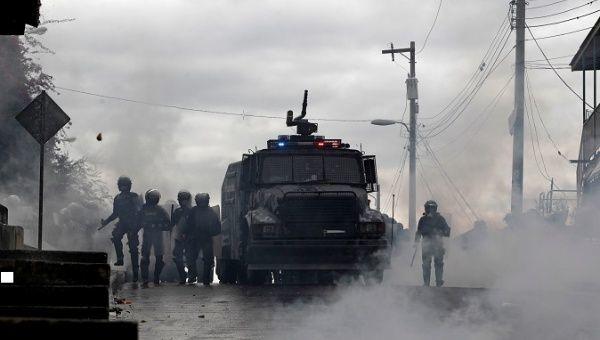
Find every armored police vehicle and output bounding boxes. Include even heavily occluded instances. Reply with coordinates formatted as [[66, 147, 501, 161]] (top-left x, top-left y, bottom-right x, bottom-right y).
[[217, 91, 389, 284]]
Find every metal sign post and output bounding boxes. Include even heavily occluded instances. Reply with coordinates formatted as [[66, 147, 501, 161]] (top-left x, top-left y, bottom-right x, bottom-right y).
[[15, 91, 70, 250]]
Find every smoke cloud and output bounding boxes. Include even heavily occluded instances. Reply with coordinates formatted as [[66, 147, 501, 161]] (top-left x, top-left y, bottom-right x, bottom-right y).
[[264, 215, 600, 339]]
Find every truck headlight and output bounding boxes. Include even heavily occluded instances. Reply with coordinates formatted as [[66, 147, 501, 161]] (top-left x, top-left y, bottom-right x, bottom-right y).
[[359, 222, 385, 235], [252, 224, 280, 238]]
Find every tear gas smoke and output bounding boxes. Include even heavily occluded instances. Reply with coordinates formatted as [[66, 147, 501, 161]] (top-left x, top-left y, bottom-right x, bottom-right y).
[[266, 214, 600, 340]]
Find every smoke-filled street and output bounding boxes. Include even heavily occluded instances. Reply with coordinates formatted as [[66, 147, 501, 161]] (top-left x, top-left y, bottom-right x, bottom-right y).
[[3, 1, 600, 339], [113, 282, 600, 340]]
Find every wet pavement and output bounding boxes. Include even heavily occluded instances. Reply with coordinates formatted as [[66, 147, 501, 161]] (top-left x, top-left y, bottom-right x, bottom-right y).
[[111, 283, 496, 340], [112, 284, 344, 339], [112, 282, 600, 340]]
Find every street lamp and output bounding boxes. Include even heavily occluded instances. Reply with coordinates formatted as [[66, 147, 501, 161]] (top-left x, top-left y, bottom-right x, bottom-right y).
[[371, 119, 410, 132], [371, 118, 416, 234]]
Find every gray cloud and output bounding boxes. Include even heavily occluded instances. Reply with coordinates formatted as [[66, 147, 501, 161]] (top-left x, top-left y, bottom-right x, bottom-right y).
[[34, 0, 594, 232]]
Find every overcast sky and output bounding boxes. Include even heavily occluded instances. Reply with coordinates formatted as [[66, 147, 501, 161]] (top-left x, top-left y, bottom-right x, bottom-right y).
[[32, 0, 597, 232]]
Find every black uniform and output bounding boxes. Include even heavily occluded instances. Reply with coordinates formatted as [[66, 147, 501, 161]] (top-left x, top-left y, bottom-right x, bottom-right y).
[[171, 205, 192, 283], [187, 206, 221, 285], [104, 192, 142, 274], [416, 212, 451, 286], [139, 204, 170, 284]]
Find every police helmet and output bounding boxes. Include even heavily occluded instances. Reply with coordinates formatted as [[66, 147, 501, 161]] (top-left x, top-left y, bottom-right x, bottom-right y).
[[194, 193, 210, 207], [145, 189, 161, 206], [177, 190, 192, 202], [424, 200, 438, 213], [117, 176, 132, 191]]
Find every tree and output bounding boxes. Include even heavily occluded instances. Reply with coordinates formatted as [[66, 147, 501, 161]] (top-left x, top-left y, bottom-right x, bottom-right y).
[[0, 25, 110, 250]]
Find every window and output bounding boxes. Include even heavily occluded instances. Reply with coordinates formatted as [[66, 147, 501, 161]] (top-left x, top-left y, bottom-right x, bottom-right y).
[[293, 156, 323, 183], [260, 154, 362, 184], [261, 156, 293, 183], [325, 157, 361, 184]]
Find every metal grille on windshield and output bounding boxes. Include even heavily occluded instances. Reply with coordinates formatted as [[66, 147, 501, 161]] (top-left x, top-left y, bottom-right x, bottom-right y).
[[260, 155, 361, 184]]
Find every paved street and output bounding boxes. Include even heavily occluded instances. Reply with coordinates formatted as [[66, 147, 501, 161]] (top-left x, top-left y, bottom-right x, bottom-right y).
[[112, 284, 343, 339], [112, 282, 600, 340], [112, 283, 498, 340]]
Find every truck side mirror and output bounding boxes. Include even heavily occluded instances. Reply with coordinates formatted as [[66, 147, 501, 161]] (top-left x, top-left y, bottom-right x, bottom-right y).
[[363, 156, 378, 193]]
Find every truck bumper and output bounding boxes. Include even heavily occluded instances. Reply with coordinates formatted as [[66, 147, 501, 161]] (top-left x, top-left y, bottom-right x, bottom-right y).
[[246, 239, 390, 271]]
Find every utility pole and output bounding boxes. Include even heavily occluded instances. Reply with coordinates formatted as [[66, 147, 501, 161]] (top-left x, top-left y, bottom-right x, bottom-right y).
[[382, 41, 418, 233], [511, 0, 526, 215]]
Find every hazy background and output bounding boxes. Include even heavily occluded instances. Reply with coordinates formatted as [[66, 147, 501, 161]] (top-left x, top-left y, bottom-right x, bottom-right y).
[[30, 0, 592, 233]]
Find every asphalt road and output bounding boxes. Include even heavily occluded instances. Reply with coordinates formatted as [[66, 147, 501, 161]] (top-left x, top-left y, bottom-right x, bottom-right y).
[[111, 283, 501, 340], [111, 282, 600, 340], [112, 283, 342, 339]]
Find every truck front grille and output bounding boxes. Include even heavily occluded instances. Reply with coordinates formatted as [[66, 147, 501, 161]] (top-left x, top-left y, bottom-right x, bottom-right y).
[[278, 192, 358, 238]]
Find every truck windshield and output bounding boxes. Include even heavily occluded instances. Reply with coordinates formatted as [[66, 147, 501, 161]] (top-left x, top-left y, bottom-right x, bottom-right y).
[[260, 155, 362, 184]]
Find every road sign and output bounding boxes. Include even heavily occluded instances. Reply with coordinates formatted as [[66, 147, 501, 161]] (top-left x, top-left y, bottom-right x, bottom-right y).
[[16, 91, 70, 144], [14, 91, 70, 250]]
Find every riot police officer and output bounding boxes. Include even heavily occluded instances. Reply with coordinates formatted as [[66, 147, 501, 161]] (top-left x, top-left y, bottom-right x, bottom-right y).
[[101, 176, 142, 281], [139, 189, 170, 287], [170, 190, 193, 284], [187, 193, 221, 286], [415, 200, 451, 287]]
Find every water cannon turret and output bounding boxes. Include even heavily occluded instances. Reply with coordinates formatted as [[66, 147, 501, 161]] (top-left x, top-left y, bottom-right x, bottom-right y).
[[286, 90, 318, 136]]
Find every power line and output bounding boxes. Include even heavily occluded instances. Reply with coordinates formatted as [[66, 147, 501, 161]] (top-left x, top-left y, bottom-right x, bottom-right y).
[[54, 86, 373, 123], [527, 8, 600, 27], [420, 10, 511, 121], [524, 70, 571, 161], [422, 29, 512, 130], [527, 0, 598, 19], [428, 73, 514, 157], [525, 26, 593, 41], [526, 54, 573, 62], [417, 0, 444, 54], [525, 25, 594, 109], [523, 71, 566, 190], [423, 24, 514, 134], [400, 97, 409, 123], [525, 95, 552, 181], [417, 145, 472, 222], [526, 66, 571, 69], [528, 0, 571, 10], [383, 139, 409, 211], [423, 28, 515, 138], [383, 142, 409, 213], [417, 155, 435, 199], [420, 136, 480, 222]]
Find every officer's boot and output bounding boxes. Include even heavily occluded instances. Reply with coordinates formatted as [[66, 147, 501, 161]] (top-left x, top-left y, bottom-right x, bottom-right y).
[[154, 255, 164, 285], [202, 262, 212, 286], [174, 259, 186, 285], [140, 257, 150, 287], [422, 262, 431, 287], [187, 259, 198, 284], [130, 252, 139, 283], [434, 258, 444, 287], [112, 237, 124, 266]]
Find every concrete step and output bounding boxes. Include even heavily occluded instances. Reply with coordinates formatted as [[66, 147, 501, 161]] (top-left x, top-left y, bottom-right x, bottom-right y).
[[0, 259, 110, 285], [0, 250, 107, 263], [0, 286, 109, 307], [0, 318, 137, 339], [0, 306, 108, 319]]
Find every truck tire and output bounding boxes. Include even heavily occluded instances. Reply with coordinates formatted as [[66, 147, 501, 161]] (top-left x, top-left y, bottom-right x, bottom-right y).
[[217, 259, 236, 284], [247, 269, 269, 285], [364, 269, 384, 284]]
